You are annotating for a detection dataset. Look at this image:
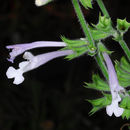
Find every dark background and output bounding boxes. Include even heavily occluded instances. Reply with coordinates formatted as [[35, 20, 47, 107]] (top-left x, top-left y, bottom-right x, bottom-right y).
[[0, 0, 130, 130]]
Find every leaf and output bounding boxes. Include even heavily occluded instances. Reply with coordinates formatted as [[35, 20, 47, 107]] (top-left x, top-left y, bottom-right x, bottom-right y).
[[84, 74, 110, 91], [79, 0, 93, 9]]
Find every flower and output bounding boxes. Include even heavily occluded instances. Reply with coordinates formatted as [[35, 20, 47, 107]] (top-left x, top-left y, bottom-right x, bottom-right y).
[[6, 41, 66, 63], [6, 50, 73, 85], [35, 0, 52, 6], [106, 94, 124, 117], [102, 52, 124, 117]]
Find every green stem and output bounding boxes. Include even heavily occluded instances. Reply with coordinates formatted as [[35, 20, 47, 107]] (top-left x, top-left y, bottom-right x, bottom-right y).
[[96, 0, 110, 18], [95, 53, 108, 80], [72, 0, 108, 79], [118, 38, 130, 61], [72, 0, 95, 48]]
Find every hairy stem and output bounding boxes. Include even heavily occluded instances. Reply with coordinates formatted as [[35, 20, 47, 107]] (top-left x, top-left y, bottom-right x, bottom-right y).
[[72, 0, 95, 48], [96, 0, 110, 18]]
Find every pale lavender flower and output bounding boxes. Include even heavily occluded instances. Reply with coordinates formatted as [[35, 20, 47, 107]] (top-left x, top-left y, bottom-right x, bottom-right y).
[[6, 41, 66, 63], [103, 52, 124, 117], [6, 50, 73, 85], [35, 0, 52, 6]]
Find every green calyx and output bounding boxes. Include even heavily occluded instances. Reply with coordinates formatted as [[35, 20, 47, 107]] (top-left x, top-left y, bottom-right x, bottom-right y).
[[79, 0, 93, 9], [61, 36, 97, 59], [117, 19, 130, 35], [61, 36, 89, 60]]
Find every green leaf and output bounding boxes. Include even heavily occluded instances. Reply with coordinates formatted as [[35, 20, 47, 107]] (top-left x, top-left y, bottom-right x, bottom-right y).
[[79, 0, 93, 9], [117, 19, 130, 34], [115, 57, 130, 87], [84, 74, 110, 91]]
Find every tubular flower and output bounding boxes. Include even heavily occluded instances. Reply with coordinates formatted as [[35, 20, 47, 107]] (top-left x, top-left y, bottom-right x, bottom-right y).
[[103, 52, 124, 117], [6, 41, 66, 63], [6, 50, 73, 85], [35, 0, 52, 6]]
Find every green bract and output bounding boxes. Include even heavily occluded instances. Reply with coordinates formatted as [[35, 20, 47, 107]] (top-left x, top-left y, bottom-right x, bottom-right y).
[[89, 15, 114, 40], [97, 42, 112, 54], [92, 15, 113, 33], [117, 19, 130, 35], [84, 74, 109, 91], [79, 0, 93, 9], [120, 96, 130, 120], [87, 93, 111, 115], [115, 57, 130, 87]]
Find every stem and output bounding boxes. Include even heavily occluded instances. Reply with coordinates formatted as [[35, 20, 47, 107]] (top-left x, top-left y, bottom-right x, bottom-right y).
[[118, 38, 130, 61], [72, 0, 95, 48], [96, 0, 110, 18], [72, 0, 108, 79], [95, 53, 108, 80]]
